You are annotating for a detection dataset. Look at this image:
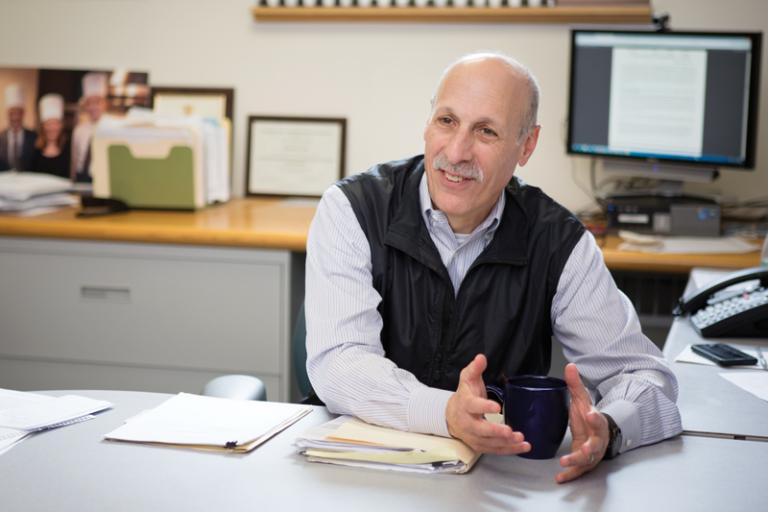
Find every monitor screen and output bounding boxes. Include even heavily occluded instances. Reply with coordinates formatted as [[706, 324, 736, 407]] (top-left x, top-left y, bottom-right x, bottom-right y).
[[567, 30, 762, 169]]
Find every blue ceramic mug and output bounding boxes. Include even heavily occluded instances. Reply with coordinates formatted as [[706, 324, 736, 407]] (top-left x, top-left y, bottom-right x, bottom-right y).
[[486, 375, 569, 460]]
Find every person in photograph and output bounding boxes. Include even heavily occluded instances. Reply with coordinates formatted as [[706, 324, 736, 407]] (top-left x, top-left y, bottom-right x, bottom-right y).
[[70, 72, 108, 182], [30, 93, 70, 178], [0, 83, 37, 171]]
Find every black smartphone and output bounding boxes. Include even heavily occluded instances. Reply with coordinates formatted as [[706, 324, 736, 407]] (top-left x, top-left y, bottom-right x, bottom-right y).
[[691, 343, 758, 367]]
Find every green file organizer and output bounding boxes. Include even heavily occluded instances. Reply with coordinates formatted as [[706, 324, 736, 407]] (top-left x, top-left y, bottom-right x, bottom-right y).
[[108, 145, 197, 210]]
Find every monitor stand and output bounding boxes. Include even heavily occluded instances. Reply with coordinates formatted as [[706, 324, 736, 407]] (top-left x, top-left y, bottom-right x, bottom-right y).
[[602, 158, 720, 202]]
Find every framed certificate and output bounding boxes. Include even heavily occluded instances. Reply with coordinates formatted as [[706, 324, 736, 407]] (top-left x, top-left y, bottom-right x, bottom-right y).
[[150, 86, 234, 121], [246, 116, 346, 198]]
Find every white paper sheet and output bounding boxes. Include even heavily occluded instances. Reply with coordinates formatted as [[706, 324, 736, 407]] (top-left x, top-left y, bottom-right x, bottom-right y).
[[0, 389, 107, 456], [618, 236, 759, 254], [720, 372, 768, 402], [0, 394, 112, 431], [0, 171, 72, 201]]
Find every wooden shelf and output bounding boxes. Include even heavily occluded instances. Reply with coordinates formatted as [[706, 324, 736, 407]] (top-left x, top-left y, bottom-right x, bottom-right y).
[[251, 6, 653, 24]]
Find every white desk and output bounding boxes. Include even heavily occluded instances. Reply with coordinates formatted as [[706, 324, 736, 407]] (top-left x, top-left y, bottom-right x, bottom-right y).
[[1, 390, 766, 512], [663, 268, 768, 440], [664, 318, 768, 440]]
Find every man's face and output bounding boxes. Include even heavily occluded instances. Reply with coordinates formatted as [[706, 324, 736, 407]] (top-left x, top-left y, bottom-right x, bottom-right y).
[[7, 107, 23, 130], [423, 59, 539, 234], [83, 96, 106, 122]]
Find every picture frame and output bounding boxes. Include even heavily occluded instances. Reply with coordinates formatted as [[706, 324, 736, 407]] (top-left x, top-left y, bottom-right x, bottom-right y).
[[245, 115, 346, 198], [149, 86, 234, 122]]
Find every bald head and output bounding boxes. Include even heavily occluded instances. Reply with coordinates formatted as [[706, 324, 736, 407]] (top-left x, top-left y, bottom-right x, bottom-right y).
[[432, 53, 540, 141]]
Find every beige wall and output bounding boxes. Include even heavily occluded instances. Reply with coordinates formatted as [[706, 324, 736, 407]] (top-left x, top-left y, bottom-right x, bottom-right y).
[[0, 0, 765, 210]]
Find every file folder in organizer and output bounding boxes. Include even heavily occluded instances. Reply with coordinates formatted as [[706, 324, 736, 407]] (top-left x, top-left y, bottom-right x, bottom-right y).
[[91, 121, 206, 210], [108, 144, 200, 209]]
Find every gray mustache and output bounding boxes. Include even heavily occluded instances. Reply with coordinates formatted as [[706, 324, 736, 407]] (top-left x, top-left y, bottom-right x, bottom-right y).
[[432, 154, 484, 182]]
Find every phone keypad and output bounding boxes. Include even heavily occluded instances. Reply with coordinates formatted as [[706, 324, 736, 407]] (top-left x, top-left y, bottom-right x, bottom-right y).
[[691, 287, 768, 330]]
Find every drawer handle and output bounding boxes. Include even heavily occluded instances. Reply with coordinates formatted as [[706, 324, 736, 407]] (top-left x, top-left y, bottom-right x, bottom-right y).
[[80, 286, 131, 302]]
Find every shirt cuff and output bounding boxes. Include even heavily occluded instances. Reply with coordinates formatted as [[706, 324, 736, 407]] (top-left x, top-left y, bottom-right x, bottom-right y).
[[599, 399, 641, 454], [407, 386, 453, 437]]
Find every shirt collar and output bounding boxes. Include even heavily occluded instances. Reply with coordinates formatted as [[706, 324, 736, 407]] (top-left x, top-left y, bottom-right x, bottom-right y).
[[419, 171, 504, 238]]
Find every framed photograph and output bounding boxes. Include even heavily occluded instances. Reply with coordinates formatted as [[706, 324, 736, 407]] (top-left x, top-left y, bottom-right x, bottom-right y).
[[150, 86, 234, 121], [246, 116, 346, 198]]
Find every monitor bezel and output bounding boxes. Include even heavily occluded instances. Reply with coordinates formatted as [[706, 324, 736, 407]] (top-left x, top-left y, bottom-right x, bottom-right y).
[[566, 29, 762, 170]]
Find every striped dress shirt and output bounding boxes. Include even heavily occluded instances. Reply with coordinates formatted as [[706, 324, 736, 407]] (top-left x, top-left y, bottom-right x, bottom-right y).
[[306, 174, 682, 455]]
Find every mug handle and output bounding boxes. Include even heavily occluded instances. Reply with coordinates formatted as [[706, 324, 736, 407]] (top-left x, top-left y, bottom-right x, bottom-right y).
[[485, 384, 504, 408]]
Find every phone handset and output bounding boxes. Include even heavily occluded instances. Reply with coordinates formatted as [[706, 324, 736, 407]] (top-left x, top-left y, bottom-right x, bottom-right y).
[[673, 266, 768, 316]]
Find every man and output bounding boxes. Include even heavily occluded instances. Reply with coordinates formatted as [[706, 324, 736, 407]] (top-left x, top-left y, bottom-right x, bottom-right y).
[[0, 83, 36, 171], [306, 53, 682, 483], [71, 72, 108, 182]]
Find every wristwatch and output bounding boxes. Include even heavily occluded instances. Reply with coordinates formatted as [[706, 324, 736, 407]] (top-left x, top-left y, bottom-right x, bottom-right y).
[[603, 413, 623, 460]]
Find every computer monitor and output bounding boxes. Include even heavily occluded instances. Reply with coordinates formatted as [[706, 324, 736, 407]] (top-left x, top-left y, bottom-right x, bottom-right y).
[[567, 30, 762, 182]]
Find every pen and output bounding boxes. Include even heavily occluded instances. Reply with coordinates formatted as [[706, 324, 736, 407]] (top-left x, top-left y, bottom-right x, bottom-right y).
[[756, 346, 768, 371]]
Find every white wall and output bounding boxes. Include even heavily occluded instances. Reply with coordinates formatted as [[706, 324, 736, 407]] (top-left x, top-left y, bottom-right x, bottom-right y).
[[0, 0, 765, 211]]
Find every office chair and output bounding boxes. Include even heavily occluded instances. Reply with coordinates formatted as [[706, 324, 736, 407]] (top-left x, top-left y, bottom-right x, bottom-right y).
[[202, 302, 313, 402], [202, 374, 267, 401]]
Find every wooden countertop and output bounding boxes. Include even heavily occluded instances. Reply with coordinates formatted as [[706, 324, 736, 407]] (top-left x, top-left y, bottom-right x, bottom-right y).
[[0, 198, 318, 252], [599, 234, 760, 273], [0, 199, 761, 271]]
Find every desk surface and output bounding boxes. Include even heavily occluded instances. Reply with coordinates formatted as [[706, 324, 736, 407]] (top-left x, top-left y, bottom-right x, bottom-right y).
[[664, 316, 768, 440], [0, 198, 318, 252], [599, 234, 760, 272], [1, 390, 766, 512], [664, 268, 768, 439], [0, 201, 760, 271]]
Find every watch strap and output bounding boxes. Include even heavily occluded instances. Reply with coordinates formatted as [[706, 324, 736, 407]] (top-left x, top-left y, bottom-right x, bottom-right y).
[[603, 413, 622, 460]]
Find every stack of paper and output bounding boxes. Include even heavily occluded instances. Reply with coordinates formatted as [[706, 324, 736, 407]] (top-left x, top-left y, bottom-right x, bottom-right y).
[[0, 389, 113, 455], [0, 171, 78, 214], [104, 393, 312, 453], [295, 416, 480, 474]]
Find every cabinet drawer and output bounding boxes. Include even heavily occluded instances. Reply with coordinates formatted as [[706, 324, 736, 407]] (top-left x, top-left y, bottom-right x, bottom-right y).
[[0, 238, 289, 375]]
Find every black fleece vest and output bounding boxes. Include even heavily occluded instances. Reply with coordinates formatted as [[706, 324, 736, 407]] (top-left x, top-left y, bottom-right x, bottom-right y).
[[338, 155, 585, 390]]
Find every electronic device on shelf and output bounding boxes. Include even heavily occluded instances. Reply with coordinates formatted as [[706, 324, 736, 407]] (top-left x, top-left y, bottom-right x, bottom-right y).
[[674, 266, 768, 338]]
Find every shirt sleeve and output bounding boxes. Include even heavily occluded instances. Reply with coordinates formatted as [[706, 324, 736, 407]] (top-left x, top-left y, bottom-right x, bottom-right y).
[[551, 231, 683, 454], [305, 185, 452, 437]]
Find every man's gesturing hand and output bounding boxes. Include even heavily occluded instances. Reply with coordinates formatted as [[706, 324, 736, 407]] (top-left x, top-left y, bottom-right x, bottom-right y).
[[445, 354, 530, 455], [556, 363, 610, 484]]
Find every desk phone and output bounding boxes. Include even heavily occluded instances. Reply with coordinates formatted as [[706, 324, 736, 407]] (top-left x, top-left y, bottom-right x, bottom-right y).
[[674, 267, 768, 338]]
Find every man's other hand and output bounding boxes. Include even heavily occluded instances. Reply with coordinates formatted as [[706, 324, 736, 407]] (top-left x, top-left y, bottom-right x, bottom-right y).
[[445, 354, 530, 455], [556, 363, 610, 484]]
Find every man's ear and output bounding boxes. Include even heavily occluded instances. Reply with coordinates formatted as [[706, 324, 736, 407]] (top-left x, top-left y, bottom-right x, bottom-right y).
[[517, 125, 541, 167]]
